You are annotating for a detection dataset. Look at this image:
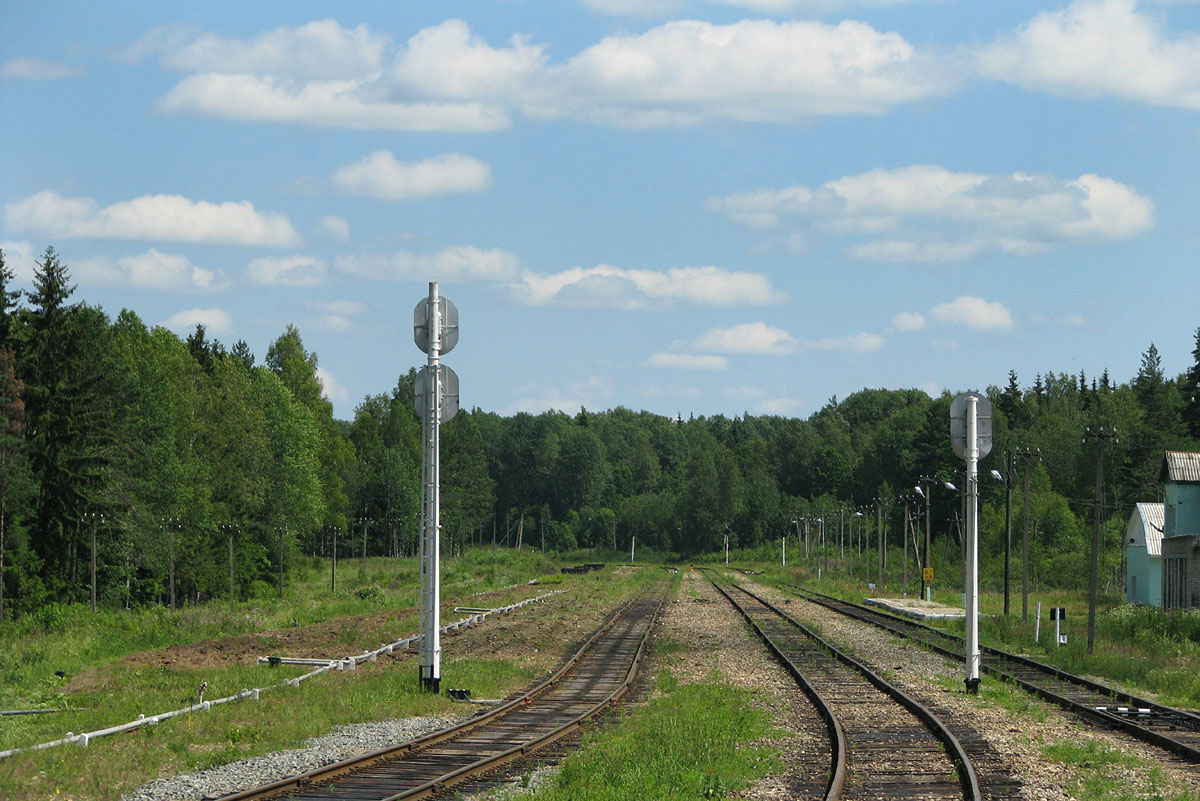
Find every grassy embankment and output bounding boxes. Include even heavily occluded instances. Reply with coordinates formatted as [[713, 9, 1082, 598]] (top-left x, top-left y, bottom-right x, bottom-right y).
[[0, 548, 662, 801]]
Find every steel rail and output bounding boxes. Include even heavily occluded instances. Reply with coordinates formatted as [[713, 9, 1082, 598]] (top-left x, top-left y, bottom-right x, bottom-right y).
[[709, 581, 846, 800], [711, 576, 981, 801], [789, 584, 1200, 764], [218, 587, 666, 801]]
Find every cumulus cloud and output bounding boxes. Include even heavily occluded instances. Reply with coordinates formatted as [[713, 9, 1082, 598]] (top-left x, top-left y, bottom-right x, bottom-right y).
[[554, 19, 952, 125], [0, 241, 37, 282], [332, 151, 492, 200], [140, 16, 951, 131], [163, 307, 233, 337], [646, 352, 729, 370], [801, 332, 886, 352], [307, 300, 368, 334], [929, 296, 1014, 331], [316, 366, 351, 405], [337, 245, 521, 283], [693, 322, 796, 355], [246, 255, 326, 286], [757, 396, 805, 415], [502, 376, 614, 415], [710, 165, 1154, 262], [518, 265, 787, 308], [980, 0, 1200, 109], [892, 311, 927, 332], [74, 249, 227, 292], [318, 215, 350, 240], [153, 19, 389, 79], [5, 191, 301, 247], [156, 73, 509, 132], [1, 58, 83, 80]]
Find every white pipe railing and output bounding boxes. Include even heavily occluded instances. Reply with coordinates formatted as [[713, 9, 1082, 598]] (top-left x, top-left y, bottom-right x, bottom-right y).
[[0, 589, 566, 759]]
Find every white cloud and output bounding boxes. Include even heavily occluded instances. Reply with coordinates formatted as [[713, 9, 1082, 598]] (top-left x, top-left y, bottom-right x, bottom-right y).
[[892, 311, 927, 332], [318, 215, 350, 240], [393, 19, 549, 101], [332, 151, 492, 200], [5, 191, 301, 247], [980, 0, 1200, 109], [757, 396, 805, 415], [502, 376, 614, 415], [556, 19, 952, 125], [518, 265, 787, 308], [801, 332, 886, 352], [316, 366, 351, 405], [246, 255, 326, 287], [1, 241, 37, 282], [919, 381, 941, 398], [929, 296, 1014, 331], [693, 322, 796, 355], [74, 249, 227, 292], [646, 352, 729, 370], [157, 19, 389, 80], [711, 165, 1154, 262], [157, 73, 509, 132], [306, 299, 368, 334], [144, 17, 950, 131], [1, 58, 83, 80], [163, 307, 233, 337], [337, 245, 521, 283]]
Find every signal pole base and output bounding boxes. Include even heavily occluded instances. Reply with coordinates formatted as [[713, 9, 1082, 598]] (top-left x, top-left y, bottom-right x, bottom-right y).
[[420, 672, 441, 694], [964, 677, 980, 695]]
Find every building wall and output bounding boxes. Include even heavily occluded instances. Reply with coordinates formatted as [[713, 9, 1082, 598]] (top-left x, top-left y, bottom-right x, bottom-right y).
[[1126, 546, 1163, 606], [1162, 535, 1200, 610], [1165, 482, 1200, 539]]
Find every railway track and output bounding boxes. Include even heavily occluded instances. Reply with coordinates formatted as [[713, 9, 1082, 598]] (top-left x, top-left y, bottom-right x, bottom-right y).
[[218, 587, 666, 801], [787, 584, 1200, 765], [711, 578, 981, 801]]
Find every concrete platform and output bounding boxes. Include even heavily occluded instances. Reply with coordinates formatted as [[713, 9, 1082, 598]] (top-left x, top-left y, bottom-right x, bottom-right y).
[[864, 597, 966, 621]]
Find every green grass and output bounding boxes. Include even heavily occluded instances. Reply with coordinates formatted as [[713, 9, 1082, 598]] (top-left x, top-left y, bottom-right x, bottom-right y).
[[516, 674, 780, 801], [0, 550, 665, 801], [1042, 738, 1199, 801]]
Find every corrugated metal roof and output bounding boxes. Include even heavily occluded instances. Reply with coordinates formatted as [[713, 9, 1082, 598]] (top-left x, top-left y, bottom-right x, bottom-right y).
[[1138, 502, 1164, 556], [1161, 451, 1200, 483]]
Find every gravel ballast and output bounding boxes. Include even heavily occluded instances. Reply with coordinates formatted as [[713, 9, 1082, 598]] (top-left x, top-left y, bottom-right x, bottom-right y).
[[121, 716, 462, 801]]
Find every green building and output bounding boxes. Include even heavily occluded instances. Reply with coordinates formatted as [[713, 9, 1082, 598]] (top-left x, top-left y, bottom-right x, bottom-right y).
[[1124, 503, 1162, 607], [1161, 451, 1200, 610]]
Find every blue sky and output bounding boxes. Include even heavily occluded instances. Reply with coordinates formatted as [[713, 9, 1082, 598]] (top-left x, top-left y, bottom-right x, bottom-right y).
[[3, 0, 1199, 420]]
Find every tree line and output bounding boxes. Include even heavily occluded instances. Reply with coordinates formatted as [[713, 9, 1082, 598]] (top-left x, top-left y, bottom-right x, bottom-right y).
[[2, 246, 1199, 618]]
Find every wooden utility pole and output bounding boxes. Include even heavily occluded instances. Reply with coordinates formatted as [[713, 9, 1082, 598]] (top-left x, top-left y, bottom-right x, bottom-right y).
[[1015, 449, 1039, 622], [1085, 429, 1116, 655], [1003, 450, 1013, 616], [876, 500, 884, 586]]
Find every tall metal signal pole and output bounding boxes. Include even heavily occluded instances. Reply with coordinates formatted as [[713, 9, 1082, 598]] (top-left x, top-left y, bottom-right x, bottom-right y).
[[952, 392, 992, 695], [414, 282, 459, 693]]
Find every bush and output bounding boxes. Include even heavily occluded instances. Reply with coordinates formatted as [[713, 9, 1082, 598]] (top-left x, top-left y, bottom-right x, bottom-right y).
[[354, 583, 384, 602]]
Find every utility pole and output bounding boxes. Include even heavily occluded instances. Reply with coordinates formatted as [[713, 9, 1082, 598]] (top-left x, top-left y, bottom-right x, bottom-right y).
[[876, 499, 884, 586], [1016, 448, 1039, 622], [1085, 428, 1117, 655], [164, 517, 176, 611], [278, 525, 285, 600], [89, 512, 101, 613], [1003, 452, 1013, 615], [903, 499, 910, 595], [918, 478, 933, 601]]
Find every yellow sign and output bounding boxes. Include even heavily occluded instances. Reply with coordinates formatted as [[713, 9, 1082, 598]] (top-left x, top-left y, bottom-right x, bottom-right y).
[[923, 567, 934, 582]]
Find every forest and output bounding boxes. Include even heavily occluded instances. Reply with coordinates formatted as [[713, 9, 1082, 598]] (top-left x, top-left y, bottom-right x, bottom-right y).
[[2, 246, 1200, 619]]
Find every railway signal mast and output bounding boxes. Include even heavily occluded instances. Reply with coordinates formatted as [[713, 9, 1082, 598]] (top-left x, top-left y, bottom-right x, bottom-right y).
[[951, 392, 991, 695], [414, 282, 459, 693]]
